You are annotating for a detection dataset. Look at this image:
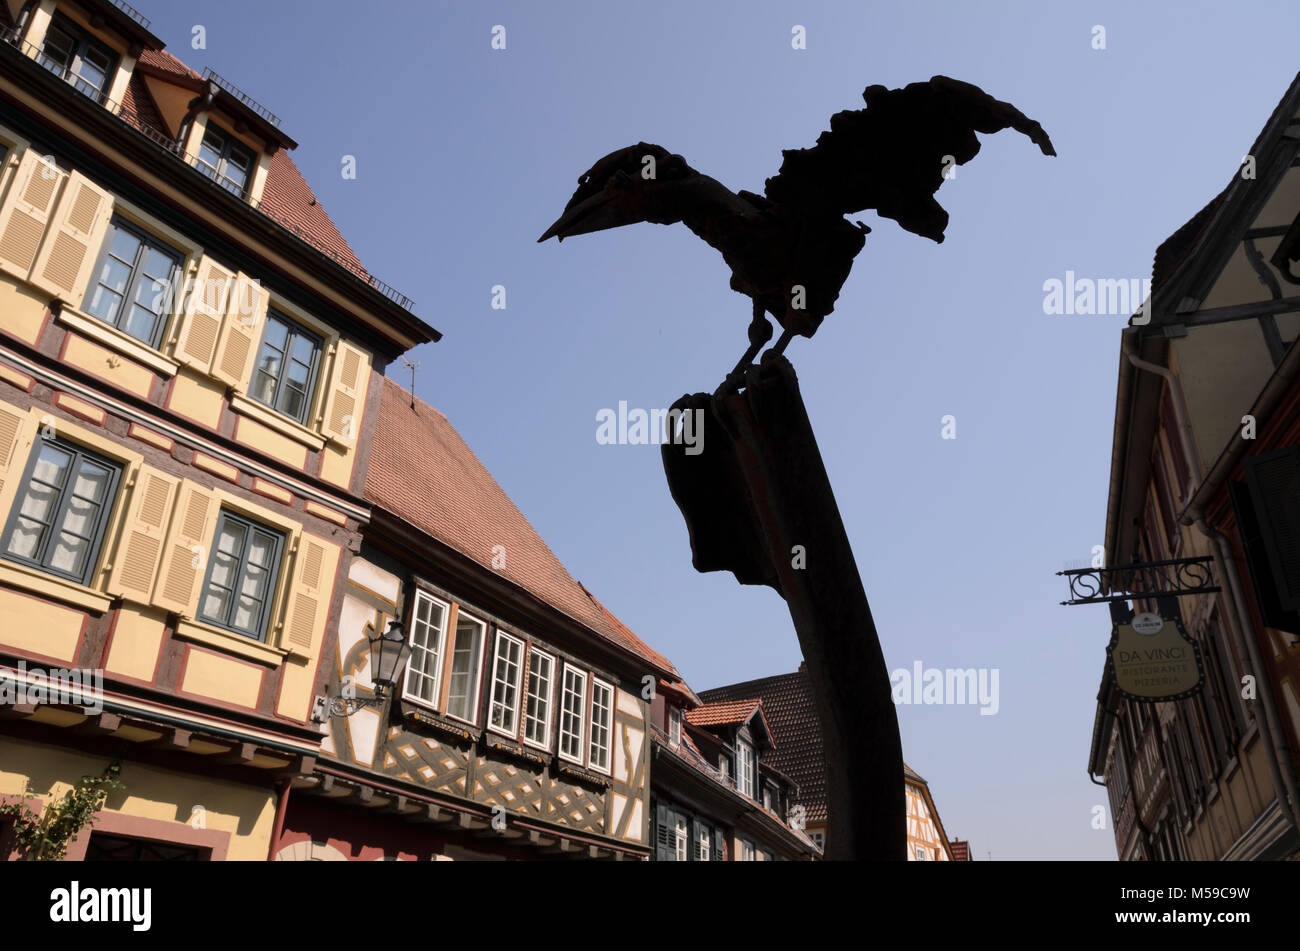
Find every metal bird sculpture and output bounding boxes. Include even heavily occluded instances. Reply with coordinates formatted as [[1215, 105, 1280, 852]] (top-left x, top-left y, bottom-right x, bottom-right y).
[[540, 76, 1054, 386]]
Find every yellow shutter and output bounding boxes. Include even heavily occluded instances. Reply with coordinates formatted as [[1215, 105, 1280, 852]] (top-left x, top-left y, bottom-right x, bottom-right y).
[[0, 152, 64, 281], [277, 532, 337, 658], [0, 403, 37, 528], [211, 271, 267, 390], [151, 480, 217, 616], [320, 339, 369, 444], [29, 170, 113, 304], [173, 256, 234, 374], [105, 465, 179, 603]]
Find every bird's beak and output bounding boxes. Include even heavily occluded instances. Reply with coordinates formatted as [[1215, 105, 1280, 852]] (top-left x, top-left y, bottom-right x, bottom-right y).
[[538, 191, 626, 243]]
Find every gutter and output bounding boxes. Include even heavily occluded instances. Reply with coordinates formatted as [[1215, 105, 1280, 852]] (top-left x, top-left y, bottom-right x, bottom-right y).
[[1120, 335, 1300, 840]]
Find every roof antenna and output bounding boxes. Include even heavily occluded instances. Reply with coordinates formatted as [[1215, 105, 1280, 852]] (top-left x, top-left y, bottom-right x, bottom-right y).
[[399, 355, 419, 409]]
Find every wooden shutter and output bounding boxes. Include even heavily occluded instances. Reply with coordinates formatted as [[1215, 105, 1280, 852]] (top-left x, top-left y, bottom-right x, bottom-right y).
[[152, 480, 217, 615], [105, 466, 179, 603], [0, 404, 36, 530], [29, 170, 113, 303], [1245, 447, 1300, 612], [712, 826, 725, 861], [0, 152, 64, 280], [278, 532, 330, 657], [173, 256, 234, 374], [320, 339, 369, 443], [1230, 477, 1300, 633], [212, 271, 267, 390], [654, 802, 674, 861]]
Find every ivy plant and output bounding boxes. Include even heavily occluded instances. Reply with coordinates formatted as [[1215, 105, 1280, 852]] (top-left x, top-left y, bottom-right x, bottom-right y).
[[0, 759, 123, 861]]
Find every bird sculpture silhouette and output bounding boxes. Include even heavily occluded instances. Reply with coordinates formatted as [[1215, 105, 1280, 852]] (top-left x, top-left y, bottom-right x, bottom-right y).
[[540, 75, 1055, 388]]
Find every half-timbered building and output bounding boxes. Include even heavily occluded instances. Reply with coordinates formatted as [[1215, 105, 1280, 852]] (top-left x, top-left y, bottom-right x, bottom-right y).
[[702, 665, 961, 859], [273, 377, 669, 860], [1088, 69, 1300, 861], [0, 0, 439, 860], [650, 682, 820, 861]]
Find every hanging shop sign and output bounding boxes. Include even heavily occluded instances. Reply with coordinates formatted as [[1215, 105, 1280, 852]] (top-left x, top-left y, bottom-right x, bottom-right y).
[[1105, 612, 1205, 701]]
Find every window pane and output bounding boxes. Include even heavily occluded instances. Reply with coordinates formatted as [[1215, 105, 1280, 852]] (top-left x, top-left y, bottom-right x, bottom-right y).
[[263, 316, 288, 351], [279, 384, 306, 422], [405, 592, 446, 704], [17, 472, 61, 526], [32, 444, 73, 492], [5, 516, 45, 560], [122, 305, 158, 344], [290, 334, 316, 367], [107, 228, 141, 268], [59, 493, 97, 538], [446, 615, 484, 721], [49, 531, 88, 574]]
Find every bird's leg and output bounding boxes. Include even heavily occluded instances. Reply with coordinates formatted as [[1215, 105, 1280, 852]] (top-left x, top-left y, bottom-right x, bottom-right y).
[[717, 302, 773, 395], [768, 328, 795, 357]]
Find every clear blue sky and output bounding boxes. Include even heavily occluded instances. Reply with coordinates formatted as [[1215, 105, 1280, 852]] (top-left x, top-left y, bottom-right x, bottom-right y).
[[147, 0, 1299, 859]]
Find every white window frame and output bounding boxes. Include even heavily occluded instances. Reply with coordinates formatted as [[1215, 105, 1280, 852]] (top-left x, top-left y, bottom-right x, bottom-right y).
[[401, 589, 449, 710], [522, 647, 555, 751], [557, 665, 588, 764], [444, 609, 487, 725], [668, 706, 682, 748], [487, 630, 525, 738], [740, 838, 755, 861], [674, 814, 688, 862], [696, 823, 710, 861], [587, 677, 614, 774], [719, 755, 730, 784], [737, 739, 754, 799]]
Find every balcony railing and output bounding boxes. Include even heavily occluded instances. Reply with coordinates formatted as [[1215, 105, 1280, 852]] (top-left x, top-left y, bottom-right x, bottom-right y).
[[105, 0, 151, 30], [201, 67, 280, 129], [0, 26, 417, 314]]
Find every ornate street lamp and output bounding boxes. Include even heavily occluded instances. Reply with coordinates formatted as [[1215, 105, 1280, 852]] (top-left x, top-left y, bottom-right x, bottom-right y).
[[314, 620, 411, 720]]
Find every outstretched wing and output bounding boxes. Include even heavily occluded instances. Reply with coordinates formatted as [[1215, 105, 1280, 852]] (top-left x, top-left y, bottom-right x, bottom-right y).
[[538, 143, 744, 242], [764, 76, 1056, 242]]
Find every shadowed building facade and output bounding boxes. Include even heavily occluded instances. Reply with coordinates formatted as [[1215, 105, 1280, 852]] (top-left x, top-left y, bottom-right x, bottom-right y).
[[1089, 70, 1300, 861]]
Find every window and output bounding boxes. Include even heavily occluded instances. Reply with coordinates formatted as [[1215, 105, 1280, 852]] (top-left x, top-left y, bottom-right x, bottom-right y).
[[523, 648, 554, 749], [84, 833, 203, 861], [736, 739, 754, 798], [674, 814, 688, 862], [487, 631, 525, 736], [38, 16, 116, 103], [809, 829, 825, 850], [249, 311, 322, 425], [763, 784, 776, 812], [403, 590, 448, 706], [695, 823, 710, 861], [739, 838, 755, 861], [719, 755, 730, 784], [668, 706, 681, 748], [915, 846, 926, 861], [588, 678, 613, 773], [82, 217, 182, 348], [558, 665, 587, 763], [2, 435, 121, 586], [445, 611, 486, 723], [197, 510, 284, 641], [194, 125, 255, 197]]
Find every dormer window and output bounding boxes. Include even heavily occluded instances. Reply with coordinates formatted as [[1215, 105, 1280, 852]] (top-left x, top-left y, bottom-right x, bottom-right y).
[[38, 15, 117, 104], [196, 124, 254, 197], [669, 706, 682, 748]]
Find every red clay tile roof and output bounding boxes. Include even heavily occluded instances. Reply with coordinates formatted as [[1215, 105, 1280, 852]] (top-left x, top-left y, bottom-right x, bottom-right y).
[[135, 48, 201, 81], [124, 48, 370, 284], [257, 150, 368, 280], [365, 375, 677, 675], [118, 73, 166, 138], [949, 838, 971, 861], [700, 669, 827, 823], [684, 698, 760, 727]]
